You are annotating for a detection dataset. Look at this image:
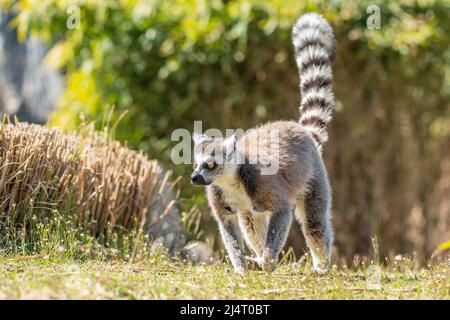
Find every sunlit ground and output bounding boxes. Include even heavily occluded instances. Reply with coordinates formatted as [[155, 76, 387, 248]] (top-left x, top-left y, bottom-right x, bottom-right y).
[[0, 255, 448, 299]]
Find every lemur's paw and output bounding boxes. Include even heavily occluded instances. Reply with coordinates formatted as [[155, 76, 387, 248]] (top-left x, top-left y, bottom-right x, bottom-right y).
[[261, 250, 277, 273], [248, 250, 277, 272], [312, 264, 330, 274], [245, 255, 267, 270], [261, 259, 276, 273], [245, 254, 277, 272], [234, 267, 247, 275], [245, 255, 263, 265]]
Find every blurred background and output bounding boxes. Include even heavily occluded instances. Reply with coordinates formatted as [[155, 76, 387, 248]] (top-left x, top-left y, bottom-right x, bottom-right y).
[[0, 0, 449, 263]]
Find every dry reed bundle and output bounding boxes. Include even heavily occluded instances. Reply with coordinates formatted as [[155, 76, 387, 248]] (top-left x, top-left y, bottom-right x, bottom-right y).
[[0, 121, 178, 239]]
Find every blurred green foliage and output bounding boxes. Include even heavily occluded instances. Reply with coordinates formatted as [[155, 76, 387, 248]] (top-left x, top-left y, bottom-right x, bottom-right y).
[[3, 0, 450, 259], [6, 0, 449, 154]]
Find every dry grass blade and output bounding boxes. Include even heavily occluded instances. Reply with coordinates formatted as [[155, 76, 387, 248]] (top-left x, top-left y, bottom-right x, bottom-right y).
[[0, 121, 178, 250]]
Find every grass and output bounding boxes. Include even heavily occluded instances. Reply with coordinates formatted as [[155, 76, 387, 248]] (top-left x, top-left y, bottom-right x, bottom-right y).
[[0, 253, 448, 299], [2, 206, 446, 300]]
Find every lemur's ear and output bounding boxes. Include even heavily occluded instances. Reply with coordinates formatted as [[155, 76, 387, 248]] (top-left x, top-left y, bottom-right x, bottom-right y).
[[224, 134, 237, 155], [193, 132, 209, 145]]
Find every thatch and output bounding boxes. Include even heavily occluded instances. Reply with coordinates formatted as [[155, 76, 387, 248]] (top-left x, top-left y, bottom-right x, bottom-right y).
[[0, 121, 178, 237]]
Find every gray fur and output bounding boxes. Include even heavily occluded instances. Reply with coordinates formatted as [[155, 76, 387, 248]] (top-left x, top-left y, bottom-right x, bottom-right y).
[[191, 13, 336, 273], [207, 185, 247, 273], [262, 202, 294, 271], [218, 217, 247, 273], [295, 148, 333, 272]]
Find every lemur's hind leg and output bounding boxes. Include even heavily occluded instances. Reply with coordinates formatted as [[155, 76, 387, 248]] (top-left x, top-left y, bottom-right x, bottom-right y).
[[296, 176, 333, 273]]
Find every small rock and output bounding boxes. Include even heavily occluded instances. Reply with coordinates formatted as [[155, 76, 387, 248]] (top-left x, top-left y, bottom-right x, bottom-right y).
[[146, 171, 187, 253], [180, 241, 215, 264]]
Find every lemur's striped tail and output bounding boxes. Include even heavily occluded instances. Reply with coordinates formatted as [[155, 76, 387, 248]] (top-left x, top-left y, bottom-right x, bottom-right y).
[[292, 13, 336, 151]]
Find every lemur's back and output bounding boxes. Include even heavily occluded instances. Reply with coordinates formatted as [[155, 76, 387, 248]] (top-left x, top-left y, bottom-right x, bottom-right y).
[[237, 120, 318, 201]]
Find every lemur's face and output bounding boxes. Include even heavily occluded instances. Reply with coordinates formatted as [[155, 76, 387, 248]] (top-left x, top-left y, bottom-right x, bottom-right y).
[[191, 134, 236, 186]]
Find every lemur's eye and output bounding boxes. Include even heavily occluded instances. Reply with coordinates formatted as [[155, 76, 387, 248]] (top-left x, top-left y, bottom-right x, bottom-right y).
[[192, 162, 198, 169], [207, 162, 216, 170]]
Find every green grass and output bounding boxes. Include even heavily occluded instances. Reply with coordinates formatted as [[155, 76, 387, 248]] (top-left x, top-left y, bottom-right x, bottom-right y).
[[0, 254, 448, 299], [1, 201, 449, 299]]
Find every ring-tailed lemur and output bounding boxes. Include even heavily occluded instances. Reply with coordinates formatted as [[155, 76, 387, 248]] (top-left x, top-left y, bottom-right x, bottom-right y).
[[191, 13, 336, 273]]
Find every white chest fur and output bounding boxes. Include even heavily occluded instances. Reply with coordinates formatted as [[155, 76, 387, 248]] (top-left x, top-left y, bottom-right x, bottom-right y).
[[213, 175, 253, 213]]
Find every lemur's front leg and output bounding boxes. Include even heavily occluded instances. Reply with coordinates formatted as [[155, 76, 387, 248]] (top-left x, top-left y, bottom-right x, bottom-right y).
[[261, 202, 293, 272], [207, 186, 246, 274], [217, 216, 246, 274]]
